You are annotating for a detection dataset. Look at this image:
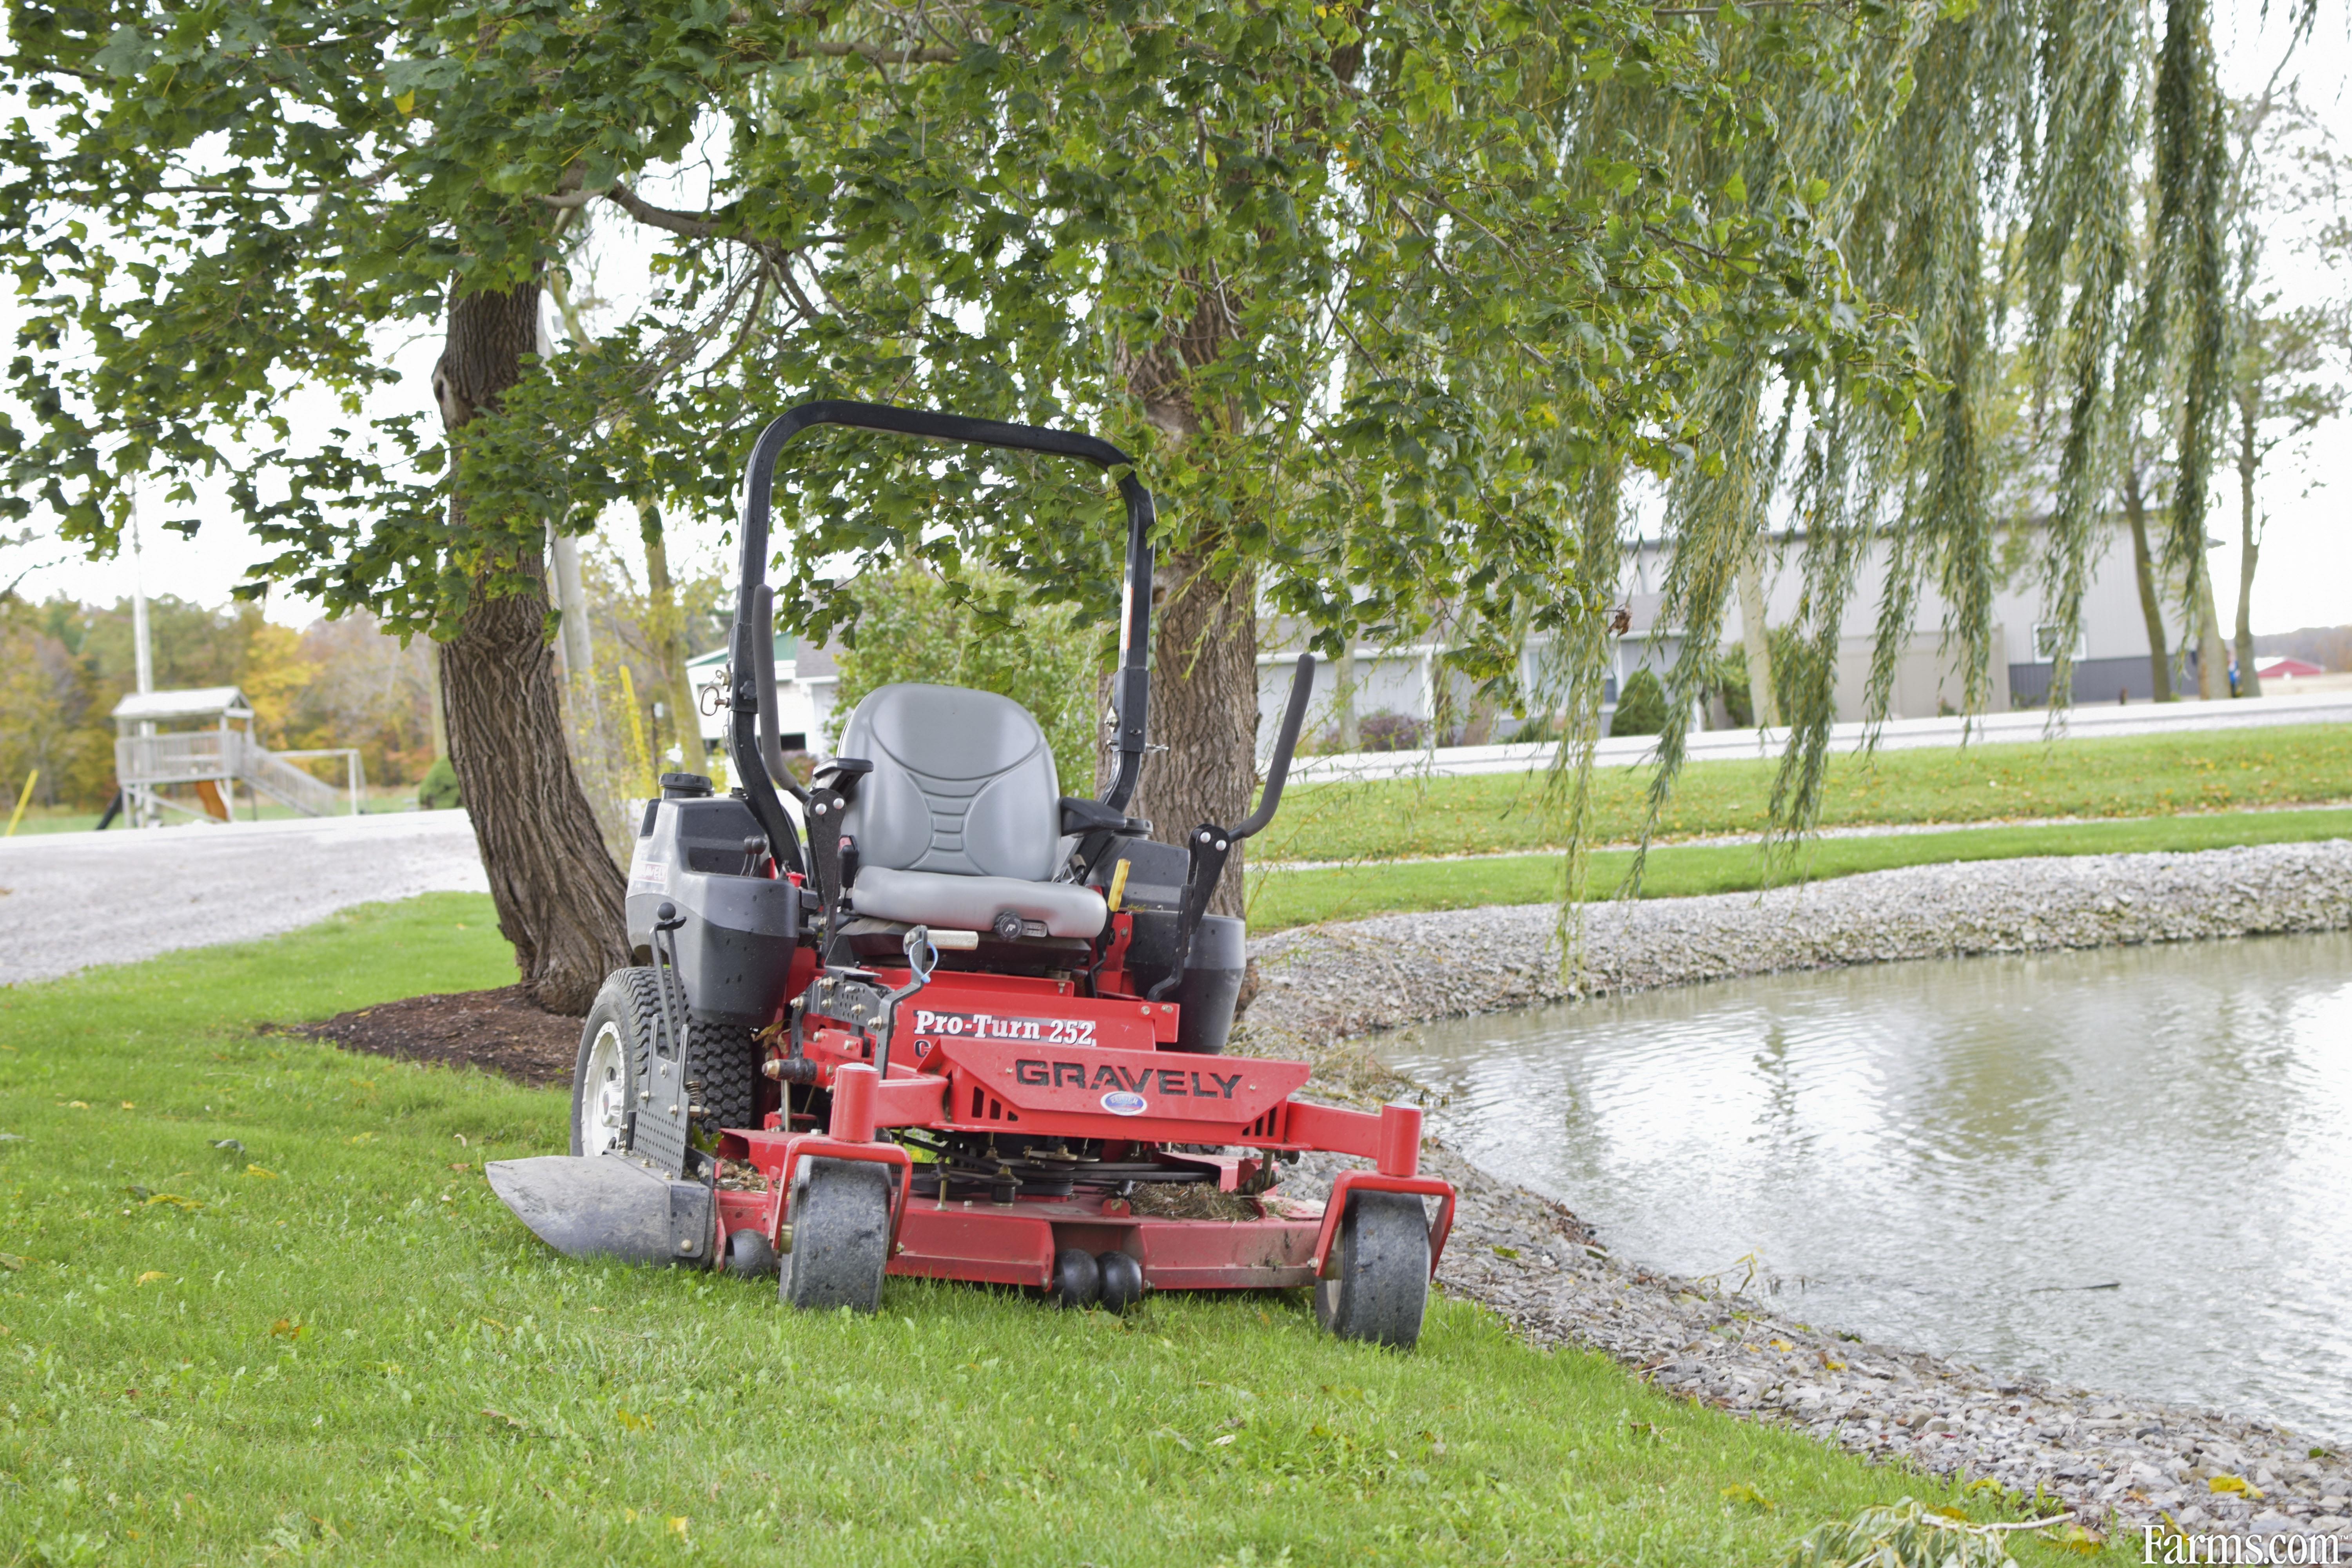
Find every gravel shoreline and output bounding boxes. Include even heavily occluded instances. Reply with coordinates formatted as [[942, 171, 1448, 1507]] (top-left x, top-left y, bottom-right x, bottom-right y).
[[1241, 841, 2352, 1546]]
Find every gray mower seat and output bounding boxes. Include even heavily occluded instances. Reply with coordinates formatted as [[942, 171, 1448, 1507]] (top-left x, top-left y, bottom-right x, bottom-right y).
[[833, 683, 1107, 940]]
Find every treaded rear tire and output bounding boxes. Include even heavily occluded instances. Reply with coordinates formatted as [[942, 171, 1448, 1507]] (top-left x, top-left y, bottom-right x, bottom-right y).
[[1314, 1191, 1431, 1349], [685, 1018, 760, 1136], [779, 1158, 892, 1312], [572, 969, 664, 1158]]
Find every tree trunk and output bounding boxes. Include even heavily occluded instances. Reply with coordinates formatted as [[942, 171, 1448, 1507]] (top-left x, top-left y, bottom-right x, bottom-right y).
[[2193, 564, 2229, 701], [1133, 550, 1259, 918], [1737, 550, 1779, 728], [433, 279, 630, 1014], [639, 502, 708, 776], [1116, 285, 1261, 918], [2233, 405, 2262, 698], [2123, 462, 2174, 703]]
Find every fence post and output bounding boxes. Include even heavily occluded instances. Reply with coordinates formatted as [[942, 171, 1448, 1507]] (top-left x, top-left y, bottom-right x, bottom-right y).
[[4, 769, 36, 837]]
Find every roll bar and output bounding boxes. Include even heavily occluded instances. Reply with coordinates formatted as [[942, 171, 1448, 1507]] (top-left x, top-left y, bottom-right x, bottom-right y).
[[726, 401, 1156, 877]]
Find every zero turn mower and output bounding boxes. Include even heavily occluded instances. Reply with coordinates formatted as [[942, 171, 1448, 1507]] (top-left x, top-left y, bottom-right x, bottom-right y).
[[488, 402, 1454, 1347]]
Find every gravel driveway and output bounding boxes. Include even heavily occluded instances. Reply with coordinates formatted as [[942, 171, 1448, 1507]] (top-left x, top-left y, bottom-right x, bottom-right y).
[[0, 810, 488, 986]]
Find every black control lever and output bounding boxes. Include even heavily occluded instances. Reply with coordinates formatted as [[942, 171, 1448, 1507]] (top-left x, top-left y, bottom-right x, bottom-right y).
[[1149, 653, 1316, 1001], [1236, 653, 1316, 841], [649, 899, 691, 1062], [804, 757, 874, 957]]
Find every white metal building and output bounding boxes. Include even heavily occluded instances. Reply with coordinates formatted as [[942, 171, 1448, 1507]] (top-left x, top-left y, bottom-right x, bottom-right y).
[[1254, 518, 2205, 744]]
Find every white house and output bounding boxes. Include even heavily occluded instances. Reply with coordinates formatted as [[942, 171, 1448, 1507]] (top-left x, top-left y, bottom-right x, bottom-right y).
[[688, 633, 839, 754]]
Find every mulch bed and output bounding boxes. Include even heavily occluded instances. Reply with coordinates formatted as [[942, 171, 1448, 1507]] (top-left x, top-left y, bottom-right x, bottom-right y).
[[287, 985, 585, 1088]]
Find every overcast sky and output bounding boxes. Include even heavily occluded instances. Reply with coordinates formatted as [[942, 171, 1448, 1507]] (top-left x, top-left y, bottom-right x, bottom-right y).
[[9, 3, 2348, 648]]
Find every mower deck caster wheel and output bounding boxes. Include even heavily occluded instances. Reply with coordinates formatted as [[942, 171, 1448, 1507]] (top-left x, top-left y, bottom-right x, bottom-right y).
[[779, 1158, 892, 1312], [1049, 1248, 1100, 1309], [1314, 1192, 1430, 1349], [1096, 1251, 1145, 1314], [725, 1227, 779, 1278]]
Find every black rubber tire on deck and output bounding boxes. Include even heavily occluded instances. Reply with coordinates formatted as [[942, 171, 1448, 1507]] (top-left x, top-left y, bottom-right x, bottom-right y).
[[1314, 1192, 1431, 1349], [779, 1158, 893, 1312], [725, 1227, 779, 1278], [1097, 1250, 1145, 1314], [1049, 1247, 1101, 1310], [685, 1018, 761, 1136]]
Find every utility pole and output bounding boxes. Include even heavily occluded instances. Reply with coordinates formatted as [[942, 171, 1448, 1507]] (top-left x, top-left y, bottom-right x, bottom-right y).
[[129, 489, 158, 827], [551, 529, 595, 678], [130, 494, 153, 698]]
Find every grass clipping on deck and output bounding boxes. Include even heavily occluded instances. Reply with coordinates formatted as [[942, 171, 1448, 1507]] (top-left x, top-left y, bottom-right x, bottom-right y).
[[1127, 1183, 1261, 1221]]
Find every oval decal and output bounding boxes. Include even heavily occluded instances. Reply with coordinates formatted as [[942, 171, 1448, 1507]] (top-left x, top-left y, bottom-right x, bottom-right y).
[[1100, 1090, 1147, 1116]]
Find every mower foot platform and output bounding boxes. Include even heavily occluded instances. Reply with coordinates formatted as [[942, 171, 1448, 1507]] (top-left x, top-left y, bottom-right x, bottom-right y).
[[486, 1155, 715, 1268]]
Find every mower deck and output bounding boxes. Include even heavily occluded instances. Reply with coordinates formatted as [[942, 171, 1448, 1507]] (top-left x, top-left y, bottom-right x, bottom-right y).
[[715, 1177, 1325, 1290], [713, 1107, 1457, 1295]]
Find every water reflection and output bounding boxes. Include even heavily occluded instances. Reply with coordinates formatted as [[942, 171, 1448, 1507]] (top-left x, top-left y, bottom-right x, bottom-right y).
[[1383, 931, 2352, 1440]]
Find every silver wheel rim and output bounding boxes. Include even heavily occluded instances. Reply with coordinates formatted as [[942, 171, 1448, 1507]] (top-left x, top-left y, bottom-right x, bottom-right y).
[[579, 1021, 628, 1157]]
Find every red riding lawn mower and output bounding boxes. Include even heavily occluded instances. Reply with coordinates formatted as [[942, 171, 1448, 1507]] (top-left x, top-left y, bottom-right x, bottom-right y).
[[488, 402, 1455, 1347]]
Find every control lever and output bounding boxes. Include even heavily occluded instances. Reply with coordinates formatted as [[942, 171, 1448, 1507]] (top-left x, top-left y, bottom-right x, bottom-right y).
[[871, 927, 938, 1083], [649, 899, 691, 1060], [803, 758, 872, 955], [792, 926, 939, 1090], [1150, 653, 1316, 1001]]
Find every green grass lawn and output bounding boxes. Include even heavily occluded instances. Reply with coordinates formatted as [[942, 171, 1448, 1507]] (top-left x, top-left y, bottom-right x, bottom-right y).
[[1256, 723, 2352, 864], [1, 786, 431, 836], [0, 897, 2116, 1565], [1245, 805, 2352, 931]]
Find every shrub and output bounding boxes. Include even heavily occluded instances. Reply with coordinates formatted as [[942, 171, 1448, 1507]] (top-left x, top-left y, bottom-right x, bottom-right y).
[[417, 755, 461, 810], [1609, 668, 1668, 736], [1356, 710, 1428, 752], [824, 566, 1098, 788], [1712, 648, 1756, 728]]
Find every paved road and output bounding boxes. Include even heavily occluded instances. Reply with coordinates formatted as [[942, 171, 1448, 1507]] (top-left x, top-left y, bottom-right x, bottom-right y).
[[0, 810, 488, 986], [1287, 687, 2352, 784]]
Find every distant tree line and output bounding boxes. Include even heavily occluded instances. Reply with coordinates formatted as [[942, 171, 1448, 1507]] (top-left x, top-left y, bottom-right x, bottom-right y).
[[2252, 625, 2352, 673], [0, 596, 433, 811]]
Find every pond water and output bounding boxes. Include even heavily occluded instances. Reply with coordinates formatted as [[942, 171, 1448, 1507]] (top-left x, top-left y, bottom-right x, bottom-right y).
[[1381, 930, 2352, 1441]]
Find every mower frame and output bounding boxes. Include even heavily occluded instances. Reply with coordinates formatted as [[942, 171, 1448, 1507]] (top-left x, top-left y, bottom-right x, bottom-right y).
[[491, 401, 1455, 1330]]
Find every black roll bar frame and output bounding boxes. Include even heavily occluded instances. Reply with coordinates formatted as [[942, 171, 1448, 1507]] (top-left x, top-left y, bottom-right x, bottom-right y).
[[725, 400, 1156, 878]]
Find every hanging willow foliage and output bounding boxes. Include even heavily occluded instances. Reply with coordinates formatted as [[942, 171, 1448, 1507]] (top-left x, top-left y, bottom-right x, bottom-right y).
[[0, 0, 2286, 946], [1563, 0, 2290, 906]]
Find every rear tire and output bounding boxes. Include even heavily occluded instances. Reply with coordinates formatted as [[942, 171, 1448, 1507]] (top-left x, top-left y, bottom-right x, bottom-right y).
[[685, 1018, 760, 1136], [1314, 1192, 1430, 1349], [570, 969, 762, 1154], [571, 971, 662, 1158], [779, 1158, 892, 1312]]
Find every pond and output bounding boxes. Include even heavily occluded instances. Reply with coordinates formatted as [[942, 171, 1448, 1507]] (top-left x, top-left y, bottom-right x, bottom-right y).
[[1381, 930, 2352, 1441]]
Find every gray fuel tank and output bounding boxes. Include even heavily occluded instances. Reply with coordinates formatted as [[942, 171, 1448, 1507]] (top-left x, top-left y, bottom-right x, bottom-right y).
[[625, 792, 803, 1027]]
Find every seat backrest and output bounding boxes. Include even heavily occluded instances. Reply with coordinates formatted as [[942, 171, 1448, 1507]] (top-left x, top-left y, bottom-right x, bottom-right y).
[[833, 683, 1063, 881]]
